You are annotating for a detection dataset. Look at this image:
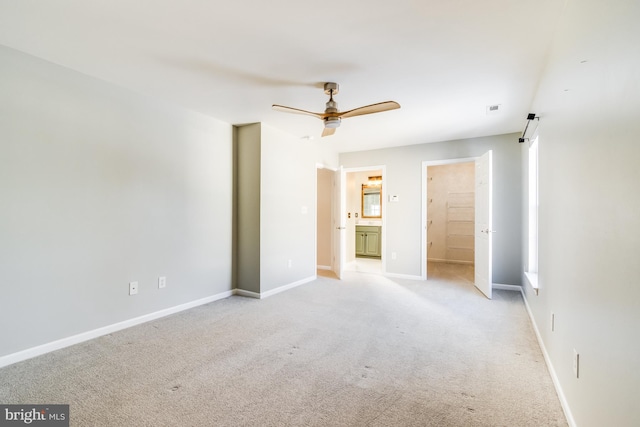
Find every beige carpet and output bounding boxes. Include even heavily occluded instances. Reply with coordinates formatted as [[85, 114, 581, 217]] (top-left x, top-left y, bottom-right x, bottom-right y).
[[0, 264, 567, 426]]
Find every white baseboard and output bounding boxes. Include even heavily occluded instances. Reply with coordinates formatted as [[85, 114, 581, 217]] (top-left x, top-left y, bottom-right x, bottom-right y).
[[0, 290, 234, 369], [316, 265, 332, 271], [1, 275, 322, 368], [227, 275, 319, 300], [233, 289, 261, 299], [492, 283, 522, 291], [234, 276, 316, 300], [520, 289, 576, 427], [260, 275, 316, 299]]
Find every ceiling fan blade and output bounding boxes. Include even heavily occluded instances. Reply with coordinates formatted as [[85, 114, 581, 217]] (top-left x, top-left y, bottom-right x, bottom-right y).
[[339, 101, 401, 119], [272, 104, 324, 119], [322, 127, 336, 137]]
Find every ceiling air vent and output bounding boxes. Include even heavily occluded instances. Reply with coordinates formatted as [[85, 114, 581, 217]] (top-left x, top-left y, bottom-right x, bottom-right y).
[[486, 104, 502, 115]]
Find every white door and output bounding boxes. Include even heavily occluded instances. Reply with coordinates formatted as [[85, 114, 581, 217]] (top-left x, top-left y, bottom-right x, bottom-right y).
[[474, 151, 493, 299], [332, 167, 346, 279]]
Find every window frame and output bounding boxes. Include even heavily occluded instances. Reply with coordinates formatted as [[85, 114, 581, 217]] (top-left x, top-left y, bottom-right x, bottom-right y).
[[525, 134, 539, 294]]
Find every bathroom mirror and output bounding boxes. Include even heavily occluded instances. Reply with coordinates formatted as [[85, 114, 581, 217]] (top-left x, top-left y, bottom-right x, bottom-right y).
[[362, 185, 382, 218]]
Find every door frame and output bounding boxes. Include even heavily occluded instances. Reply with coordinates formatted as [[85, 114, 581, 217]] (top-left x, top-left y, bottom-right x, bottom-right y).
[[421, 156, 480, 280], [315, 163, 340, 277], [343, 165, 387, 275]]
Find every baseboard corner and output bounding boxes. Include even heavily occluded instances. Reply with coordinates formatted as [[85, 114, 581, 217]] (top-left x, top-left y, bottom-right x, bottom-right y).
[[492, 283, 522, 292]]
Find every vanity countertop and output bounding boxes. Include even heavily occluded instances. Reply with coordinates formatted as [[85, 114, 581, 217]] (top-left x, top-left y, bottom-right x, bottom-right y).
[[356, 220, 382, 226]]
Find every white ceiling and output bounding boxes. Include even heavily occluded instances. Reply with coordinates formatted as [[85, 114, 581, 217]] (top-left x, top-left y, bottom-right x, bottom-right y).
[[0, 0, 565, 153]]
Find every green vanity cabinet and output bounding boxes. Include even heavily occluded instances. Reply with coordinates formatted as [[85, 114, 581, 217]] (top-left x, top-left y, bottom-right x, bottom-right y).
[[355, 226, 381, 258]]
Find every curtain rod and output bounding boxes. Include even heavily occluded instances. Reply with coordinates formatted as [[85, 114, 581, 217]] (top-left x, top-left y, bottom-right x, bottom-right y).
[[518, 113, 539, 143]]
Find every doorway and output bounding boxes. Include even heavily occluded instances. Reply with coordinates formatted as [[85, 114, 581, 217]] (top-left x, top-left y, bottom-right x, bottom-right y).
[[316, 167, 334, 273], [344, 166, 385, 275], [426, 161, 476, 267], [316, 164, 346, 280], [422, 152, 493, 298]]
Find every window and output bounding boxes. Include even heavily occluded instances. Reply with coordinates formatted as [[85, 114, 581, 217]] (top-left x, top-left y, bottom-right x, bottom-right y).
[[526, 135, 539, 294]]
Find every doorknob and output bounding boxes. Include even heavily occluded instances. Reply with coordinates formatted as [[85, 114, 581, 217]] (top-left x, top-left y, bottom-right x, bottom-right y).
[[336, 226, 346, 230]]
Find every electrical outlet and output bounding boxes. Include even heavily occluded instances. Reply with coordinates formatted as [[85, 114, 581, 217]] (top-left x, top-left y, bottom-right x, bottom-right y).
[[573, 349, 580, 378], [391, 252, 397, 260], [158, 276, 166, 289], [129, 281, 139, 296], [288, 259, 292, 268]]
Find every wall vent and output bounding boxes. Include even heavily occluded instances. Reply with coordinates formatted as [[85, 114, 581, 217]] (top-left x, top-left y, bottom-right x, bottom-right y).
[[486, 104, 502, 115]]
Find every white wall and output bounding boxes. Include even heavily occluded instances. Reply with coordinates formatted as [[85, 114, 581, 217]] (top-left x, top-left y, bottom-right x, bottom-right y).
[[234, 123, 333, 296], [340, 134, 522, 282], [0, 46, 233, 359], [260, 124, 319, 293], [522, 0, 640, 425]]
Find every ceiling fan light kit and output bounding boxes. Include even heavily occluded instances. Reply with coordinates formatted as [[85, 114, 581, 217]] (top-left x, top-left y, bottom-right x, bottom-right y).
[[272, 82, 400, 138], [324, 117, 341, 128]]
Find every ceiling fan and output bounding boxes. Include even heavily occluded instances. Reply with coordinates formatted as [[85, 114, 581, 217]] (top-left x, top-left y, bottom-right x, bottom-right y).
[[272, 82, 400, 137]]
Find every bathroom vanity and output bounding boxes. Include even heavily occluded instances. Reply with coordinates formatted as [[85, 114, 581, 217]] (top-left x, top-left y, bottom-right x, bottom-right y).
[[355, 225, 381, 258]]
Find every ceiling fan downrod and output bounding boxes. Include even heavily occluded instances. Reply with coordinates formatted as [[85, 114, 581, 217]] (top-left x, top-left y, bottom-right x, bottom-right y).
[[324, 83, 340, 129]]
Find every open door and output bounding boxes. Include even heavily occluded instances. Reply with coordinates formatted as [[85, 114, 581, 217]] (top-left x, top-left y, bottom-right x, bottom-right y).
[[332, 166, 346, 279], [474, 151, 493, 298]]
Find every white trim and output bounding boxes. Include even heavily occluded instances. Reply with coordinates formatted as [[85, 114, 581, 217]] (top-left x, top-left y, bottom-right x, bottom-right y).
[[0, 290, 234, 369], [492, 283, 521, 291], [317, 265, 332, 270], [524, 271, 539, 295], [342, 165, 387, 173], [520, 288, 577, 427], [422, 157, 477, 167], [0, 275, 319, 368], [315, 162, 338, 172], [260, 275, 316, 299], [234, 276, 317, 300], [234, 289, 261, 299]]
